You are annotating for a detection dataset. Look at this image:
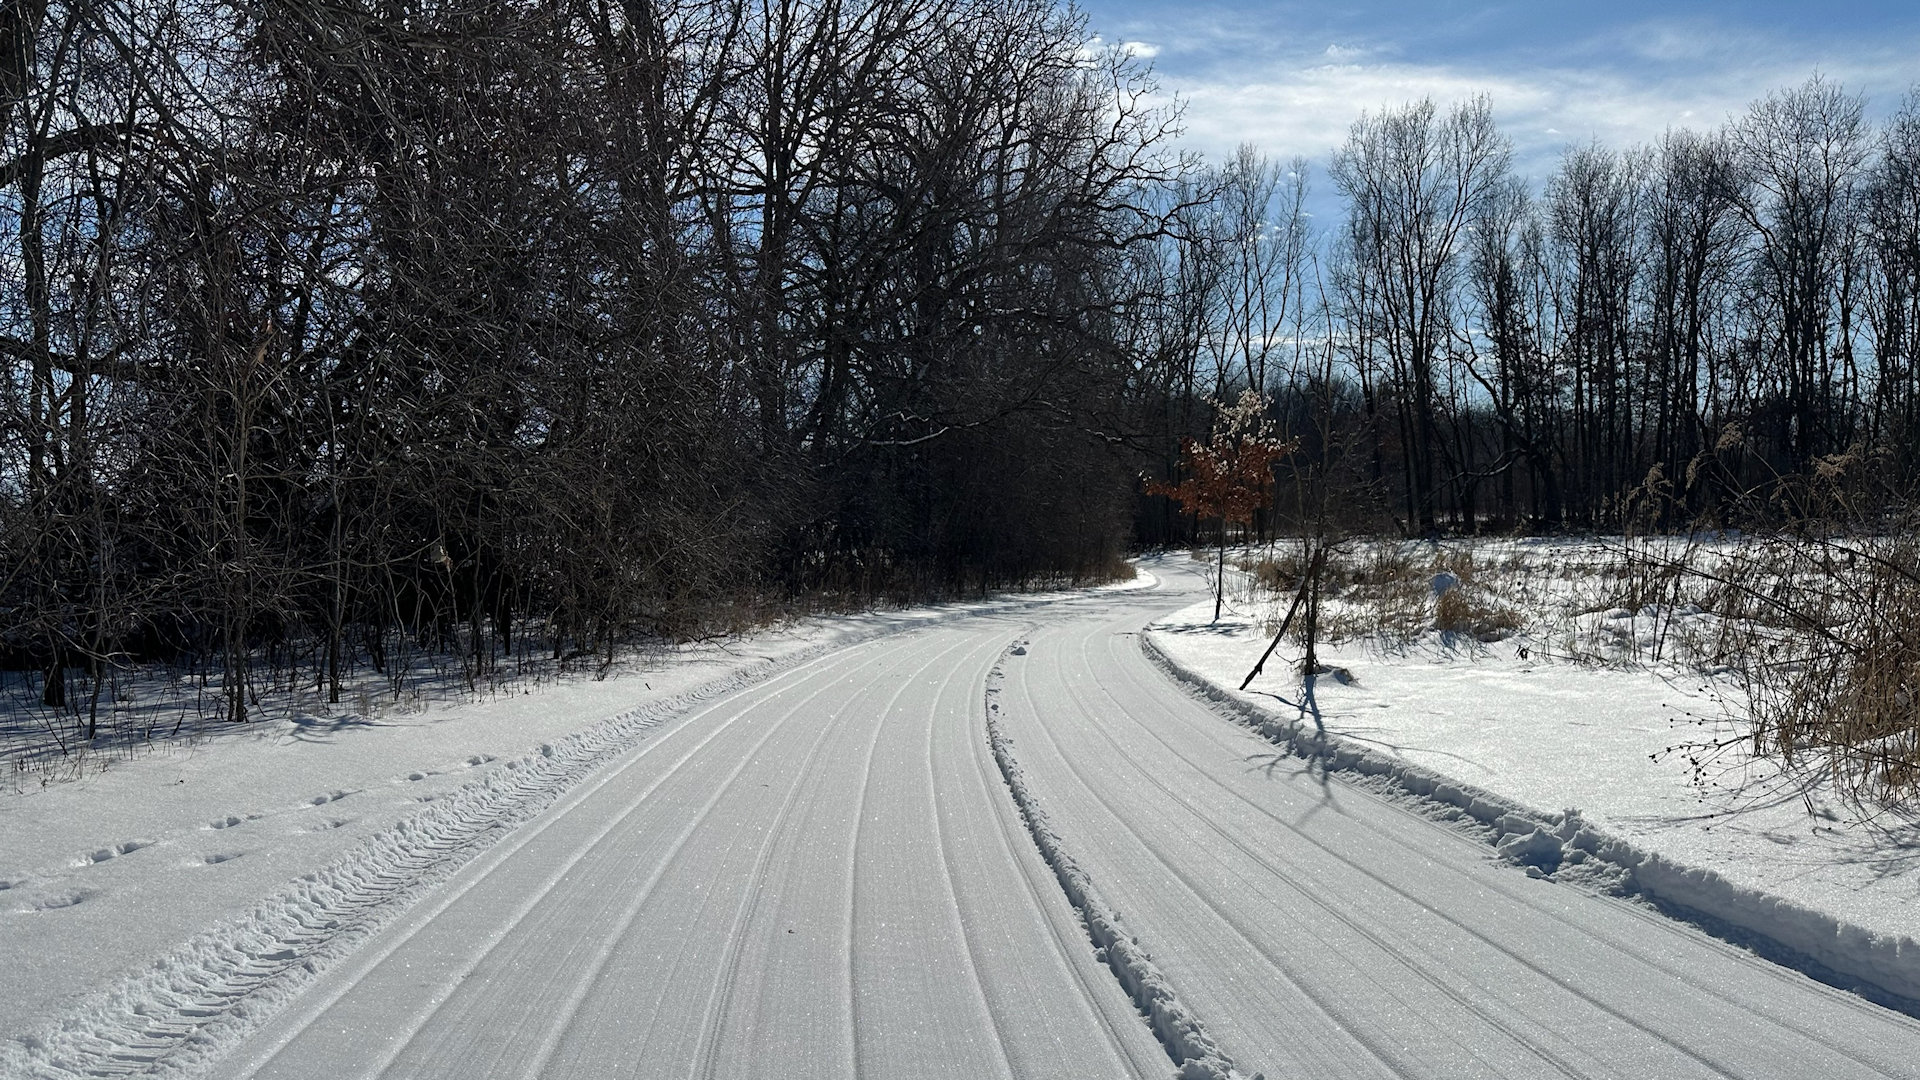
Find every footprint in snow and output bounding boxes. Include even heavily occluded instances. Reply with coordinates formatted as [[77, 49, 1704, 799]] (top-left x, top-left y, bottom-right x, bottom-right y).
[[464, 754, 496, 767], [302, 817, 354, 833], [21, 888, 95, 912], [202, 852, 244, 865], [77, 840, 154, 866], [307, 790, 353, 806]]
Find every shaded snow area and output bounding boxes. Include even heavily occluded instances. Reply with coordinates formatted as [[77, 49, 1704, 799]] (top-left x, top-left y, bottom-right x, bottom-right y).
[[0, 578, 1150, 1080], [1146, 584, 1920, 1014]]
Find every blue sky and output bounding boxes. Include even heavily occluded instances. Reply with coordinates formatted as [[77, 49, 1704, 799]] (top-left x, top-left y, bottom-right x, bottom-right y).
[[1077, 1, 1920, 184]]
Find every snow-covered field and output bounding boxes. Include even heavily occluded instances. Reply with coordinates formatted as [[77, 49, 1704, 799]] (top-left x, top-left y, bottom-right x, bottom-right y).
[[1150, 542, 1920, 1010]]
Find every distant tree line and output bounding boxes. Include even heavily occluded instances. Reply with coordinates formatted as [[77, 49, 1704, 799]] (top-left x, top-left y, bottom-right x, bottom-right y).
[[1147, 82, 1920, 540], [5, 0, 1918, 725]]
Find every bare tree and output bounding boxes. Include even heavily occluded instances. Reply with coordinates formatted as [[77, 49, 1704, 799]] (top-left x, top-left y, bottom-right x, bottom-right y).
[[1732, 76, 1871, 473], [1644, 128, 1744, 516], [1330, 96, 1510, 534], [1863, 88, 1920, 476]]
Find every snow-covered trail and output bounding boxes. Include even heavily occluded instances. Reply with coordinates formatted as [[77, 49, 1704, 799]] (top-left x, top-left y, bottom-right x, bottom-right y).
[[174, 564, 1920, 1080], [999, 563, 1920, 1079], [200, 617, 1169, 1080]]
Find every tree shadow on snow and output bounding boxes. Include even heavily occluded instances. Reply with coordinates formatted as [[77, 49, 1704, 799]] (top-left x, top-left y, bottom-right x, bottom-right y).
[[1239, 677, 1342, 823], [283, 712, 387, 744]]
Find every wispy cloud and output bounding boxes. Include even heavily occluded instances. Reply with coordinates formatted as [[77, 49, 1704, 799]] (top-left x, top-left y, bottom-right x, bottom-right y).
[[1136, 17, 1920, 179]]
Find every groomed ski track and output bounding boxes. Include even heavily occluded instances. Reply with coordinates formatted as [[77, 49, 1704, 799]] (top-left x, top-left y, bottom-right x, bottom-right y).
[[199, 617, 1168, 1080], [181, 565, 1920, 1079]]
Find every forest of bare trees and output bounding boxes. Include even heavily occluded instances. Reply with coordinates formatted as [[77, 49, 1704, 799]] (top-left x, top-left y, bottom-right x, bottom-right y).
[[2, 0, 1182, 724], [5, 0, 1920, 729], [1304, 82, 1920, 537]]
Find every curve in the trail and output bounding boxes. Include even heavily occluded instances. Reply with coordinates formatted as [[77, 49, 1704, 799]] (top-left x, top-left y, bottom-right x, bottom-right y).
[[993, 564, 1920, 1080]]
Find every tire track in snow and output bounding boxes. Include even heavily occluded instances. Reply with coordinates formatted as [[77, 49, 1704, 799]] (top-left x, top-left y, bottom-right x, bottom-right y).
[[687, 630, 990, 1080], [1098, 637, 1764, 1077], [954, 637, 1172, 1080], [1017, 598, 1764, 1078], [369, 636, 894, 1080], [243, 640, 889, 1080], [685, 674, 862, 1080], [984, 638, 1246, 1080], [842, 638, 897, 1080], [502, 644, 886, 1080], [1009, 638, 1412, 1078], [919, 633, 1023, 1080]]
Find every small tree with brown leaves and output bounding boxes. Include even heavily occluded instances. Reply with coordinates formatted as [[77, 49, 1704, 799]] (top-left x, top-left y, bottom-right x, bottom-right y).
[[1148, 392, 1297, 621]]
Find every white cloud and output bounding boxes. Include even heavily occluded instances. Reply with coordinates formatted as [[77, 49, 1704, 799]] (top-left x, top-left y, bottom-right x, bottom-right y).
[[1122, 40, 1162, 59], [1152, 43, 1919, 181]]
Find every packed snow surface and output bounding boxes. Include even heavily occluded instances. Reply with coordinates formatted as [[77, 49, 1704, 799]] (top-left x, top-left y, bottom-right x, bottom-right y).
[[2, 588, 1168, 1079]]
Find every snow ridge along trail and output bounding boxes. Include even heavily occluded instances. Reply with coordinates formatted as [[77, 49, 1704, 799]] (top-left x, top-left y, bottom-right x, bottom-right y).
[[985, 638, 1243, 1080], [1138, 632, 1920, 1013]]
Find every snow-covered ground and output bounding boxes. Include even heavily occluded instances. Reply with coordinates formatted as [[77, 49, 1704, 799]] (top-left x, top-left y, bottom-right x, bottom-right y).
[[1147, 551, 1920, 1010], [5, 554, 1916, 1080], [0, 621, 845, 1048], [989, 560, 1920, 1077]]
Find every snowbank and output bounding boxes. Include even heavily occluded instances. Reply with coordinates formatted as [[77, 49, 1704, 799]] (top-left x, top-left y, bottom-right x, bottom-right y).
[[1143, 606, 1920, 1014]]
